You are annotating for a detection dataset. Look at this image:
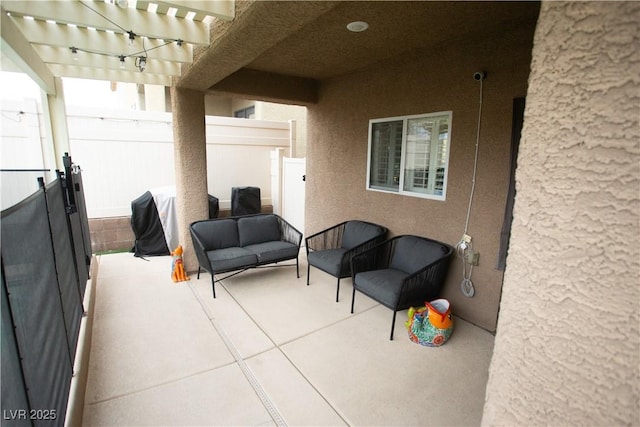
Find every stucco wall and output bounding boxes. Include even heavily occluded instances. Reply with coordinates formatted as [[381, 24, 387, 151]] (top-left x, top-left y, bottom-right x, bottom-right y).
[[306, 16, 538, 331], [482, 2, 640, 425]]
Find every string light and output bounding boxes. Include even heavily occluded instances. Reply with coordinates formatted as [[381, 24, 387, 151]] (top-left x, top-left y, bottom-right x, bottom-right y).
[[69, 2, 188, 73], [136, 56, 147, 72]]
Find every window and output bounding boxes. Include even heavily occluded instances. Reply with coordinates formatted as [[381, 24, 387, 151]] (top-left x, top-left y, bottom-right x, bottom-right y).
[[234, 105, 255, 119], [367, 111, 451, 200]]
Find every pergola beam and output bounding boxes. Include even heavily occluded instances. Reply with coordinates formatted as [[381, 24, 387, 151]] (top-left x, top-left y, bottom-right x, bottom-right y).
[[19, 20, 193, 63], [39, 47, 182, 76], [1, 7, 55, 94], [154, 1, 235, 21], [47, 64, 172, 86], [3, 1, 209, 45]]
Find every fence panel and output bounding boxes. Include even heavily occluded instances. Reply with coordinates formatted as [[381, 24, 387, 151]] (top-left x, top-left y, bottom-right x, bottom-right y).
[[67, 108, 176, 218], [1, 103, 291, 217], [1, 270, 31, 427], [46, 179, 84, 362], [1, 189, 73, 425], [1, 155, 92, 425], [66, 107, 291, 218]]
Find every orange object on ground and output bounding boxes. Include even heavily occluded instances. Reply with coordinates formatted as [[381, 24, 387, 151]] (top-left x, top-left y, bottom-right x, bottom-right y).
[[171, 245, 190, 283]]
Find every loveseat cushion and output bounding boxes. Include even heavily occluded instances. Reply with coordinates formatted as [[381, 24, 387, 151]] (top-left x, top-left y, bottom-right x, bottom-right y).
[[307, 247, 349, 277], [341, 221, 385, 250], [244, 241, 299, 264], [390, 236, 447, 274], [207, 247, 257, 272], [354, 268, 409, 308], [238, 215, 281, 247], [192, 219, 239, 250]]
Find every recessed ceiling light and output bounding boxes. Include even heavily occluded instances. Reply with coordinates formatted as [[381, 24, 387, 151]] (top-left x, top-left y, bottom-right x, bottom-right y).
[[346, 21, 368, 32]]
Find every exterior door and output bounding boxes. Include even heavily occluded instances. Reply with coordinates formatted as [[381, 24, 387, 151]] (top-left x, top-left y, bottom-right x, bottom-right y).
[[282, 157, 306, 238]]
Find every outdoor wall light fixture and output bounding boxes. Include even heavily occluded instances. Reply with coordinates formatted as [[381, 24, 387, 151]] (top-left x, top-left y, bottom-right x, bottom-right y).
[[70, 47, 79, 60], [346, 21, 369, 32], [127, 30, 136, 45], [119, 55, 126, 69]]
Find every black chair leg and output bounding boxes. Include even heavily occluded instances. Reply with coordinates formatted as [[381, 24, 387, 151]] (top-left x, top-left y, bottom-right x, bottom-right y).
[[211, 275, 216, 299], [296, 257, 300, 278], [306, 264, 311, 286], [390, 311, 397, 340], [350, 288, 356, 313], [197, 266, 201, 279], [335, 277, 341, 302]]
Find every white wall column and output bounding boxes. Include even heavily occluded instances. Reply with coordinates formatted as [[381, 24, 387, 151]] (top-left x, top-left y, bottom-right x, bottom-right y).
[[41, 77, 70, 172], [171, 86, 208, 272]]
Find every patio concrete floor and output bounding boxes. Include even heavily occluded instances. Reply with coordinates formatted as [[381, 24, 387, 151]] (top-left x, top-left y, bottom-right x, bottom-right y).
[[81, 251, 495, 426]]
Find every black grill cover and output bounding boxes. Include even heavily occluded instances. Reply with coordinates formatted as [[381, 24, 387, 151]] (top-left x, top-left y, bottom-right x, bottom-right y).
[[131, 192, 220, 257], [131, 191, 170, 256], [208, 195, 220, 219], [231, 186, 261, 216]]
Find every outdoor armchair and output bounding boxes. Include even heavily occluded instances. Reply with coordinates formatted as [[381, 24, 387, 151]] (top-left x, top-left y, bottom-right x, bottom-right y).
[[306, 220, 388, 302], [350, 235, 454, 340]]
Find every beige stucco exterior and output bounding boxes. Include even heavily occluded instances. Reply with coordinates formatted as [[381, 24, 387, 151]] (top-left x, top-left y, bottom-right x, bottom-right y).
[[171, 87, 208, 271], [306, 14, 538, 332], [169, 2, 638, 424], [482, 2, 639, 425]]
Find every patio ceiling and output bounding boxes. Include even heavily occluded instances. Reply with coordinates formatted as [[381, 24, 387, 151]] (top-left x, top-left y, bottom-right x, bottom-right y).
[[176, 1, 541, 104], [1, 1, 540, 102], [0, 0, 234, 92]]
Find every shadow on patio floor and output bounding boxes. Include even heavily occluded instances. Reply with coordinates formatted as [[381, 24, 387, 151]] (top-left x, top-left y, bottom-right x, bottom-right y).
[[81, 251, 494, 426]]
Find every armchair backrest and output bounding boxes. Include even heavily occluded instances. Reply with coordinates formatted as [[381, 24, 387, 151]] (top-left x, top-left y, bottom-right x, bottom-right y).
[[190, 219, 239, 251], [390, 235, 450, 275], [341, 221, 387, 250]]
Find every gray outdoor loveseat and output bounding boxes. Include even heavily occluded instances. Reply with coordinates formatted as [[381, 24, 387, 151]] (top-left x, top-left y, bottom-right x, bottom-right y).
[[190, 214, 303, 298]]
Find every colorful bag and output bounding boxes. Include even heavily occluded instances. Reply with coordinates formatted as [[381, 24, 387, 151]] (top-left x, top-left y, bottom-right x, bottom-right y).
[[405, 299, 454, 347]]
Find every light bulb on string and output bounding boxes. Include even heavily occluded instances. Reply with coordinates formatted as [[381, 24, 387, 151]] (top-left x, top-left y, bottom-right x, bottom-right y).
[[137, 56, 146, 72]]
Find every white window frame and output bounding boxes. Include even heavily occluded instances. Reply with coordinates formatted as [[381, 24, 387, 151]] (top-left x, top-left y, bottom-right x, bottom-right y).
[[366, 111, 452, 201]]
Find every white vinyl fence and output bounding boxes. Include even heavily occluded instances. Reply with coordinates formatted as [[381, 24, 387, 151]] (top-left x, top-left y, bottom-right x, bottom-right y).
[[1, 100, 292, 217]]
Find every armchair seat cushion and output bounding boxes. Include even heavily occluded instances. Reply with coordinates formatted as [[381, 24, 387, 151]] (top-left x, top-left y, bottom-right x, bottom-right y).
[[354, 268, 409, 308], [245, 241, 300, 264], [307, 247, 349, 277], [207, 247, 257, 272]]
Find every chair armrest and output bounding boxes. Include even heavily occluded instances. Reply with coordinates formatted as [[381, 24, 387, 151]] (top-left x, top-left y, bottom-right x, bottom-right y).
[[305, 221, 347, 253], [343, 232, 387, 262], [276, 215, 303, 247], [351, 239, 393, 277], [189, 227, 213, 272]]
